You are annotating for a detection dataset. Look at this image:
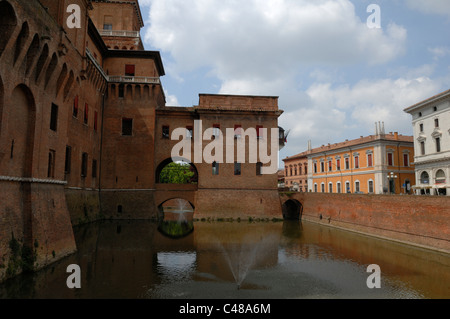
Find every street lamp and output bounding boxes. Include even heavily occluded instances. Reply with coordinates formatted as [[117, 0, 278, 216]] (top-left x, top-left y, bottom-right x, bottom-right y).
[[387, 172, 398, 194]]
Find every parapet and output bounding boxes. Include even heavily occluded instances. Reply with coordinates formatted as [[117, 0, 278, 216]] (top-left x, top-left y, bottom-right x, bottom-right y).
[[197, 94, 279, 111]]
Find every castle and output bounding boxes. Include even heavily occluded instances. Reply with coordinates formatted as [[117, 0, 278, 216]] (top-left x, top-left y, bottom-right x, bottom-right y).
[[0, 0, 283, 281]]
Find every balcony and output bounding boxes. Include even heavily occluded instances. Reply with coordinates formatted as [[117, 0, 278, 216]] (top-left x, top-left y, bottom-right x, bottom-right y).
[[108, 76, 160, 85], [99, 30, 140, 38]]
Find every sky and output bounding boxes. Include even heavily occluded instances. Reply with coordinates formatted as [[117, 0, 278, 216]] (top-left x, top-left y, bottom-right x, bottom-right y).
[[136, 0, 450, 166]]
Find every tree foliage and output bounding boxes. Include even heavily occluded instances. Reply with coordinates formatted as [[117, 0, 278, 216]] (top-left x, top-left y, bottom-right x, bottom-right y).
[[159, 162, 197, 184]]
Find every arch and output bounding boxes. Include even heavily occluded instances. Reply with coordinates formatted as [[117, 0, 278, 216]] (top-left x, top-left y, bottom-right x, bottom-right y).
[[420, 171, 429, 184], [436, 169, 446, 183], [14, 22, 29, 65], [282, 199, 303, 220], [0, 0, 17, 57], [55, 63, 67, 96], [34, 43, 49, 83], [8, 84, 36, 177], [44, 53, 58, 88], [24, 34, 40, 75], [155, 157, 198, 184]]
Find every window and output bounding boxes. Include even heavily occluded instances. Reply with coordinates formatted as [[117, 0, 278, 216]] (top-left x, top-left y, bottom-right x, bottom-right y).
[[162, 125, 170, 139], [321, 183, 325, 193], [435, 118, 439, 128], [328, 183, 333, 193], [125, 64, 135, 76], [92, 159, 97, 178], [84, 103, 88, 125], [354, 156, 359, 169], [81, 152, 88, 177], [94, 111, 98, 131], [256, 162, 263, 176], [420, 171, 429, 184], [73, 96, 78, 118], [436, 138, 441, 153], [345, 157, 350, 170], [367, 154, 373, 167], [234, 125, 242, 138], [64, 146, 72, 175], [336, 159, 341, 171], [314, 162, 317, 173], [419, 123, 424, 132], [304, 165, 307, 175], [103, 23, 112, 30], [433, 106, 437, 112], [314, 184, 318, 192], [234, 162, 241, 175], [256, 125, 263, 139], [388, 153, 394, 166], [355, 181, 360, 192], [368, 180, 374, 193], [186, 126, 193, 139], [294, 166, 297, 176], [403, 153, 409, 167], [421, 141, 425, 155], [337, 182, 341, 193], [345, 181, 350, 193], [212, 162, 219, 175], [118, 84, 124, 98], [320, 161, 325, 173], [50, 103, 58, 131], [122, 118, 133, 136], [213, 124, 220, 139], [328, 160, 332, 172], [299, 165, 302, 176], [47, 150, 55, 178]]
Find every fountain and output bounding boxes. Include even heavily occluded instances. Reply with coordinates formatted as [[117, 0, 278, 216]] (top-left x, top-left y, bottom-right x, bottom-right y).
[[158, 199, 194, 239]]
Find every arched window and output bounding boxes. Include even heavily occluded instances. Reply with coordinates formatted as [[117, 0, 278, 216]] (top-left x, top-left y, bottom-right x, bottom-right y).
[[436, 170, 446, 184], [420, 171, 429, 184], [0, 1, 17, 57], [14, 22, 29, 64]]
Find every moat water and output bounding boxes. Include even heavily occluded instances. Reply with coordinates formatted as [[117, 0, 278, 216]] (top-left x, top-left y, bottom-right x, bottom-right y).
[[0, 219, 449, 299]]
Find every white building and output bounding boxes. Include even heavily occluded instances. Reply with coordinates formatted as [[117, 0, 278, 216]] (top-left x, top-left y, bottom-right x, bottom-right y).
[[404, 89, 450, 196]]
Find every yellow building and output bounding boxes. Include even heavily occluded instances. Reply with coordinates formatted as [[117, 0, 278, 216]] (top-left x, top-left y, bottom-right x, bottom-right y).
[[305, 128, 416, 194]]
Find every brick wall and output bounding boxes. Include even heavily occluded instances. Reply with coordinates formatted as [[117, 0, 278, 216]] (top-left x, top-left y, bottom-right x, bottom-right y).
[[282, 192, 450, 253]]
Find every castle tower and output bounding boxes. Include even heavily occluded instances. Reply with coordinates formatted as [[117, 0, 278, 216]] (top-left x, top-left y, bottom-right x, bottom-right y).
[[90, 0, 145, 50]]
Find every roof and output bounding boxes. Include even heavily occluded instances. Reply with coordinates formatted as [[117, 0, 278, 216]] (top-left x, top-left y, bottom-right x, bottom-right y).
[[284, 133, 413, 162], [404, 89, 450, 113]]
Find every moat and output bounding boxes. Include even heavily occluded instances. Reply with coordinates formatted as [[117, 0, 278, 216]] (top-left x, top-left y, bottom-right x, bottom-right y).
[[0, 219, 449, 299]]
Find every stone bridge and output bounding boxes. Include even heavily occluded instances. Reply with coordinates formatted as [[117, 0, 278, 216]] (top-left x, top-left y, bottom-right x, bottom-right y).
[[154, 183, 197, 210]]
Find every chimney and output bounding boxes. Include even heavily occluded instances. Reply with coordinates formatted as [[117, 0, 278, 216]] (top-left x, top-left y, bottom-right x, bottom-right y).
[[394, 132, 399, 140]]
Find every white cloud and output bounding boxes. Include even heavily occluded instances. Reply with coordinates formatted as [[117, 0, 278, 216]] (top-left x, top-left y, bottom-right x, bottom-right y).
[[144, 0, 407, 83]]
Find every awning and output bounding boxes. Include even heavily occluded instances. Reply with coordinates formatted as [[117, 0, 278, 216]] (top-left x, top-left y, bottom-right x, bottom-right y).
[[433, 184, 450, 189], [412, 185, 432, 189]]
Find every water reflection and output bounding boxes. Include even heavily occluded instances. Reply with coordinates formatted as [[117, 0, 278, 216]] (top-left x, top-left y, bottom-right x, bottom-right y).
[[0, 220, 449, 299]]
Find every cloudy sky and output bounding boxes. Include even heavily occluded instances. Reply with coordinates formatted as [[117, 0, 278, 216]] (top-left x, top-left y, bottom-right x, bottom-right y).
[[137, 0, 450, 164]]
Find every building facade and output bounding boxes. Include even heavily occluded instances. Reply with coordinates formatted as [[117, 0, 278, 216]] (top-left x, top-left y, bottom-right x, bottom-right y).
[[404, 89, 450, 196], [282, 150, 308, 192], [283, 124, 416, 195], [0, 0, 283, 281]]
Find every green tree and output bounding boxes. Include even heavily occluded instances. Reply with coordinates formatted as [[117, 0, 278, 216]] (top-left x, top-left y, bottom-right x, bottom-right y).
[[159, 162, 196, 184]]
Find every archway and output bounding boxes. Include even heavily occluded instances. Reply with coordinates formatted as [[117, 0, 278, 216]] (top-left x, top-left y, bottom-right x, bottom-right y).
[[155, 157, 198, 184], [157, 198, 195, 239], [0, 1, 17, 57], [282, 199, 303, 220], [8, 84, 35, 177], [435, 170, 447, 196]]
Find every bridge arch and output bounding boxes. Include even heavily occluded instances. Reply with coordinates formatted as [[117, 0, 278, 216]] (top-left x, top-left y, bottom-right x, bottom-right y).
[[282, 199, 303, 220]]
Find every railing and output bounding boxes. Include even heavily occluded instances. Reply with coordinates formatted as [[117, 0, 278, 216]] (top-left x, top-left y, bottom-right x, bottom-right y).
[[108, 75, 160, 84], [100, 30, 140, 38], [85, 49, 161, 85]]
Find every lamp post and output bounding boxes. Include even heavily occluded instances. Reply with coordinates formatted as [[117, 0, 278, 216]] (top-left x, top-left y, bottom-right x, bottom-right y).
[[387, 172, 398, 194]]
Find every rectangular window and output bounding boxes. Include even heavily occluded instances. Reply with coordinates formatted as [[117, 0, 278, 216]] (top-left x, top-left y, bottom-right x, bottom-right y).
[[94, 111, 98, 131], [118, 84, 124, 98], [73, 96, 79, 118], [345, 157, 350, 170], [321, 183, 325, 193], [304, 165, 307, 175], [103, 23, 112, 30], [50, 103, 58, 131], [403, 154, 409, 167], [419, 123, 424, 132], [234, 162, 241, 175], [81, 152, 88, 178], [435, 118, 439, 128], [346, 182, 350, 193], [421, 142, 425, 155], [162, 125, 170, 138], [337, 182, 341, 194], [84, 103, 88, 125], [186, 126, 193, 139], [314, 184, 318, 192], [354, 156, 359, 169], [355, 181, 360, 192], [329, 183, 333, 193], [47, 150, 56, 178], [213, 124, 220, 139], [234, 125, 242, 138], [388, 153, 394, 166], [256, 125, 263, 139], [64, 146, 72, 175], [369, 181, 374, 193], [336, 159, 341, 171], [314, 163, 317, 173], [92, 159, 97, 178], [328, 160, 332, 172], [436, 138, 441, 153], [320, 161, 325, 173], [212, 162, 219, 175], [125, 64, 135, 76], [256, 162, 263, 176], [122, 118, 133, 136], [367, 154, 373, 167]]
